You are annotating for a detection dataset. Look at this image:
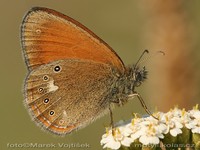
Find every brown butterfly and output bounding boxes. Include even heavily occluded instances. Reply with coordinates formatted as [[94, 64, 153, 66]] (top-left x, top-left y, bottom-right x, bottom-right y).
[[21, 7, 154, 135]]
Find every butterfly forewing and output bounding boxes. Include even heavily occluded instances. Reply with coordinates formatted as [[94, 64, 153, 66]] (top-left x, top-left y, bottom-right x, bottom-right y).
[[25, 59, 116, 134], [21, 7, 125, 73]]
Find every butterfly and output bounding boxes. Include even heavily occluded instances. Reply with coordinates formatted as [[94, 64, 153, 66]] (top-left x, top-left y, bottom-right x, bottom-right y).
[[21, 7, 154, 135]]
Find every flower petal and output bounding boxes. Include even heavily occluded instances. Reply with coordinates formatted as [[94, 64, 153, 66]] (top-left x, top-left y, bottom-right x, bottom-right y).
[[170, 128, 182, 137], [139, 135, 149, 145], [103, 140, 121, 149], [121, 137, 133, 147]]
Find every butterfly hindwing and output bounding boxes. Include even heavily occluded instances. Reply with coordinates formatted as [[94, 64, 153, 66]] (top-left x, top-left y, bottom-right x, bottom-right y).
[[25, 59, 116, 134]]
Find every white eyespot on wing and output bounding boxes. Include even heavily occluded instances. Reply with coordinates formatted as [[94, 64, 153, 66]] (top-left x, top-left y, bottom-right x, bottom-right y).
[[48, 80, 58, 92], [63, 110, 67, 116]]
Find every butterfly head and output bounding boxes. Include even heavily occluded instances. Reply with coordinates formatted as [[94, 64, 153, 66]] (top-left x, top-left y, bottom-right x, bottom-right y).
[[124, 65, 148, 94], [132, 65, 148, 88], [111, 65, 148, 106]]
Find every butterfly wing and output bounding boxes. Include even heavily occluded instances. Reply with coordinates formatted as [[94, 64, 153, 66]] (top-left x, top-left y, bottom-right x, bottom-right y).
[[25, 59, 116, 135], [21, 7, 125, 74]]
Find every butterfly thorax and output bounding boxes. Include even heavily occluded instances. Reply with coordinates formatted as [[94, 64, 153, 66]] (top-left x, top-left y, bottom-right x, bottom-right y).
[[111, 65, 148, 106]]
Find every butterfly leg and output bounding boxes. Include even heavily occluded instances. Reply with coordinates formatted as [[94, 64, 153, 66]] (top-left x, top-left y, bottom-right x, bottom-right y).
[[108, 104, 114, 129], [129, 92, 158, 119], [108, 104, 117, 136]]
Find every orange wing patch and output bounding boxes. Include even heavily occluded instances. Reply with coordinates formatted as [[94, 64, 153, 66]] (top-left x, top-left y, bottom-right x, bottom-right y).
[[21, 7, 125, 73]]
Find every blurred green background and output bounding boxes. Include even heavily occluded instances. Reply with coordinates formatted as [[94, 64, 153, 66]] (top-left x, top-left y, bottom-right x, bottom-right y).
[[0, 0, 200, 150]]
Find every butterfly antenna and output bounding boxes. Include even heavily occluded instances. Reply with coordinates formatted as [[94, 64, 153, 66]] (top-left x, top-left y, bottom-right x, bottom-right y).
[[134, 49, 149, 71], [136, 50, 165, 67]]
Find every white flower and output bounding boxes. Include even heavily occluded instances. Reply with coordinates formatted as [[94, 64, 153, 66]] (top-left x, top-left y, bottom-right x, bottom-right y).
[[128, 122, 144, 141], [189, 104, 199, 117], [139, 134, 159, 145], [143, 115, 168, 134], [178, 109, 193, 129], [138, 123, 162, 145], [192, 125, 200, 134], [101, 133, 120, 149], [171, 107, 182, 117], [169, 126, 182, 137], [142, 117, 167, 144], [119, 125, 133, 137], [188, 105, 200, 134], [100, 127, 133, 149], [129, 115, 167, 145], [100, 104, 200, 149], [160, 110, 183, 137], [193, 110, 200, 119], [127, 116, 145, 141]]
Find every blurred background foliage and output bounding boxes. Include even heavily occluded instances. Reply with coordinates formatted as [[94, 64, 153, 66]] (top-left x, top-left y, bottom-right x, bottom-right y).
[[0, 0, 200, 149]]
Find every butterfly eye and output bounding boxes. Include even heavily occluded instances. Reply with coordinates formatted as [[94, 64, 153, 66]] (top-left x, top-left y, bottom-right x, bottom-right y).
[[54, 65, 61, 72], [43, 98, 49, 104], [43, 75, 49, 81], [49, 110, 55, 116]]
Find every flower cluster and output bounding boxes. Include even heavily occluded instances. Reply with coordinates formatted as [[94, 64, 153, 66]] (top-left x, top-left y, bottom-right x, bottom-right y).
[[100, 105, 200, 150]]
